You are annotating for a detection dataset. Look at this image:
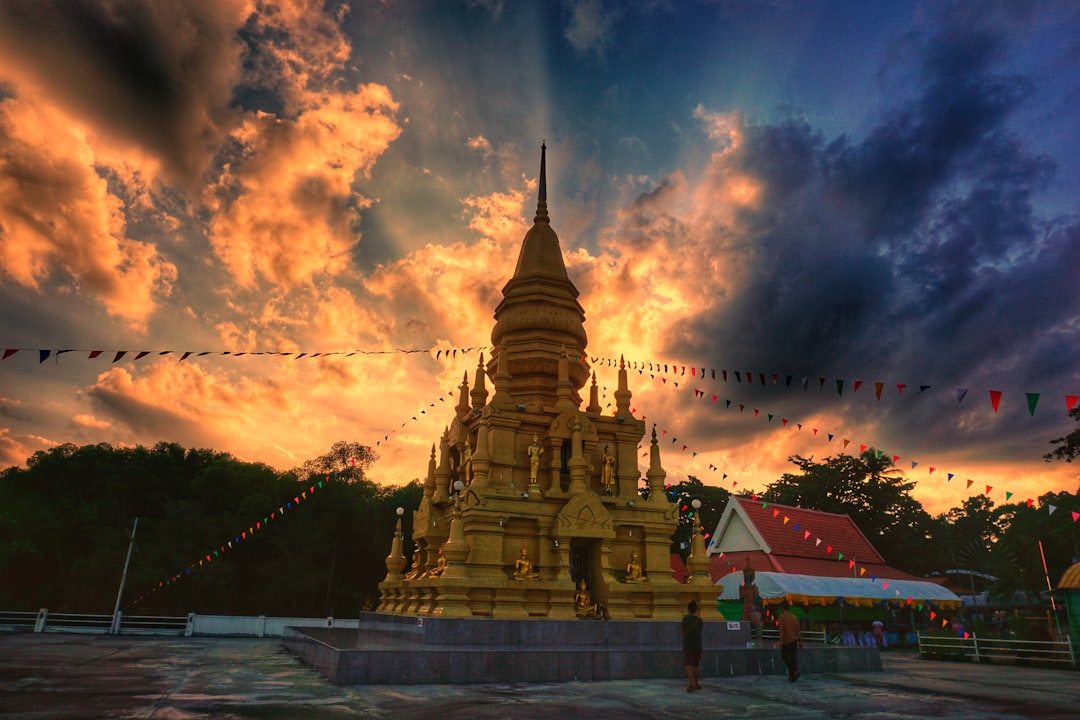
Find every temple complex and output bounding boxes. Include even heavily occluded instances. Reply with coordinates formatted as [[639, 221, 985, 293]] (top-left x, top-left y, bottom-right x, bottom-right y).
[[377, 145, 720, 620]]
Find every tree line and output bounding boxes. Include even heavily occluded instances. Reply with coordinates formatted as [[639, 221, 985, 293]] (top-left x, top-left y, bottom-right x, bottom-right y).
[[0, 441, 421, 616], [2, 410, 1078, 615]]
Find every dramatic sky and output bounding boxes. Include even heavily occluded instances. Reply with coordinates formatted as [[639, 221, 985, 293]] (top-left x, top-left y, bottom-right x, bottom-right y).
[[1, 0, 1078, 516]]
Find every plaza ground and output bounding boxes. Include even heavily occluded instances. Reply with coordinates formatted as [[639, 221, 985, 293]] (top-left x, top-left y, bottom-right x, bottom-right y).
[[0, 633, 1076, 719]]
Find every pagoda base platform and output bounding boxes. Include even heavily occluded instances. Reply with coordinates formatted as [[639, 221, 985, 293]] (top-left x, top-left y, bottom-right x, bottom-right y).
[[282, 612, 882, 685]]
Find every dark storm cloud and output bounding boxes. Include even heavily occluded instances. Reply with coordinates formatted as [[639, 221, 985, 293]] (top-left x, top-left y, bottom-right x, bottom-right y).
[[666, 9, 1079, 456], [0, 0, 243, 186]]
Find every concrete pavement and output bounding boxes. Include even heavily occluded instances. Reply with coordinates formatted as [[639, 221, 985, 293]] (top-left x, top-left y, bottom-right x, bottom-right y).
[[0, 632, 1076, 719]]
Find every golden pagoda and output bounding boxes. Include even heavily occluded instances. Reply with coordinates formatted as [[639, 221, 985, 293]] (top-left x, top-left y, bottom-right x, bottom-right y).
[[378, 145, 719, 620]]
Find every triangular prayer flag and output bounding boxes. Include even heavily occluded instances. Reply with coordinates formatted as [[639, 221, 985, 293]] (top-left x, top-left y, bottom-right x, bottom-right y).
[[826, 545, 833, 554], [1048, 504, 1056, 515], [986, 485, 993, 494], [956, 388, 968, 403], [1067, 395, 1080, 412], [2, 349, 18, 360], [838, 552, 844, 560], [1005, 491, 1012, 501], [966, 479, 974, 489], [947, 473, 954, 481], [989, 390, 1002, 412], [897, 384, 906, 395], [860, 444, 867, 453], [38, 350, 51, 363], [836, 379, 844, 396], [804, 530, 810, 539], [911, 461, 918, 469], [815, 538, 821, 546], [1026, 393, 1039, 416], [1073, 511, 1080, 522], [893, 455, 900, 463], [874, 382, 883, 400]]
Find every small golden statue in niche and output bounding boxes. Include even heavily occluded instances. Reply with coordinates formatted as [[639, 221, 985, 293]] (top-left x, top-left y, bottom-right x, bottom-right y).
[[624, 551, 648, 583], [600, 444, 615, 494], [404, 549, 421, 580], [574, 579, 598, 618], [461, 439, 473, 485], [512, 545, 540, 579], [427, 546, 447, 578], [528, 434, 543, 482]]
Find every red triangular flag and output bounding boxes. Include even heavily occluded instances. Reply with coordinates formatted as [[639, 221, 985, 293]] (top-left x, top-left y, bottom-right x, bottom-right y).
[[989, 390, 1002, 412], [1067, 395, 1080, 412]]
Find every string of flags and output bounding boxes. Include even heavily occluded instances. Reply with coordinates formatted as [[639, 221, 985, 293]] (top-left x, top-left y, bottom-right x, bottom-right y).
[[2, 345, 493, 364], [625, 369, 1079, 524], [590, 355, 1079, 417], [6, 343, 1074, 418], [130, 387, 457, 606], [130, 475, 334, 606]]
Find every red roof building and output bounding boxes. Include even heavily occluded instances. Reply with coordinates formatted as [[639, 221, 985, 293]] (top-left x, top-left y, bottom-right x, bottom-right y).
[[693, 497, 920, 583]]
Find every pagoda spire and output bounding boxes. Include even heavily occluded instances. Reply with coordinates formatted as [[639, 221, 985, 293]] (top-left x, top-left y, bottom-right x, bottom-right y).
[[534, 142, 549, 224]]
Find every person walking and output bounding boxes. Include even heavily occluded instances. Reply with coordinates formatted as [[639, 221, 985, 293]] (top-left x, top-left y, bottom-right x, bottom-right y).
[[681, 600, 704, 692], [778, 602, 801, 682]]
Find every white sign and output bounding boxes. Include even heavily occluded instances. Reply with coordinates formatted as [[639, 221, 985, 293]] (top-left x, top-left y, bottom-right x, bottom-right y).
[[727, 621, 742, 631]]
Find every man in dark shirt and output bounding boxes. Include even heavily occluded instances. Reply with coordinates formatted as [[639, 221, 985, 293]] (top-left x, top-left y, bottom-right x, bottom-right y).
[[681, 600, 703, 691]]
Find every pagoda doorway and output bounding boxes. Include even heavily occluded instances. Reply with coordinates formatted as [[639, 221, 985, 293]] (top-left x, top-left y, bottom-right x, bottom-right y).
[[570, 538, 603, 601]]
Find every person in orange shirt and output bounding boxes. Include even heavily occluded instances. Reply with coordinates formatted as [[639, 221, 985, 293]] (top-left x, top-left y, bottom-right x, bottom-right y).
[[778, 602, 801, 682]]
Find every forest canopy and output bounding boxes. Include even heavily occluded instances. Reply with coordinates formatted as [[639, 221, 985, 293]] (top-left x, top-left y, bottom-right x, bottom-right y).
[[0, 441, 421, 616]]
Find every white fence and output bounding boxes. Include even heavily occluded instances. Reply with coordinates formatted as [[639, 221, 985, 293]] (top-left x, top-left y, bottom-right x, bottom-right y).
[[918, 633, 1076, 668], [0, 609, 357, 638]]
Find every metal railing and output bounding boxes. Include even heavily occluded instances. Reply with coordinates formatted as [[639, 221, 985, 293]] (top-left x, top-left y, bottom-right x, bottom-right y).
[[918, 633, 1076, 668], [0, 609, 354, 638], [757, 628, 828, 645]]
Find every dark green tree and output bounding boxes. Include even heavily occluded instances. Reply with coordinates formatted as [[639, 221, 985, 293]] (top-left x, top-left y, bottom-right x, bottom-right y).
[[1044, 407, 1080, 463], [760, 451, 934, 575]]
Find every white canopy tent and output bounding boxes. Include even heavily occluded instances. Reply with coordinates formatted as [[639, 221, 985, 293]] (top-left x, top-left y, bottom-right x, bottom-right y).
[[717, 571, 962, 609]]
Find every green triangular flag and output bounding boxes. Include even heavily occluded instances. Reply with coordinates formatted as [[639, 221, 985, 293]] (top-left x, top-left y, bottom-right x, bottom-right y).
[[1026, 392, 1039, 416], [836, 379, 844, 396]]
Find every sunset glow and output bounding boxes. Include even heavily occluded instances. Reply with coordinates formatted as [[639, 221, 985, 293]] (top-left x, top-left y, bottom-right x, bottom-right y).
[[1, 1, 1078, 517]]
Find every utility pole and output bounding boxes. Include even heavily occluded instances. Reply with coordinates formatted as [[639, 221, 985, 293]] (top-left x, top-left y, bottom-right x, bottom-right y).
[[111, 517, 138, 634]]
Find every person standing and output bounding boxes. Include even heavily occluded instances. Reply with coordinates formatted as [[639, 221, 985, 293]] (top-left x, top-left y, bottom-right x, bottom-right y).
[[681, 600, 704, 692], [778, 602, 801, 682]]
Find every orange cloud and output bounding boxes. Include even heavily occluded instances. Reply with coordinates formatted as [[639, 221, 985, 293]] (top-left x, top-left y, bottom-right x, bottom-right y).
[[206, 85, 402, 289], [0, 92, 177, 327]]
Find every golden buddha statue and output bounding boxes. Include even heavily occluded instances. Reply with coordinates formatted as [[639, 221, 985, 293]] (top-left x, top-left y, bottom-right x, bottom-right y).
[[427, 547, 447, 578], [574, 579, 597, 618], [624, 551, 648, 583], [461, 439, 473, 486], [600, 444, 615, 493], [528, 434, 543, 482], [512, 545, 540, 579], [404, 549, 421, 580]]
